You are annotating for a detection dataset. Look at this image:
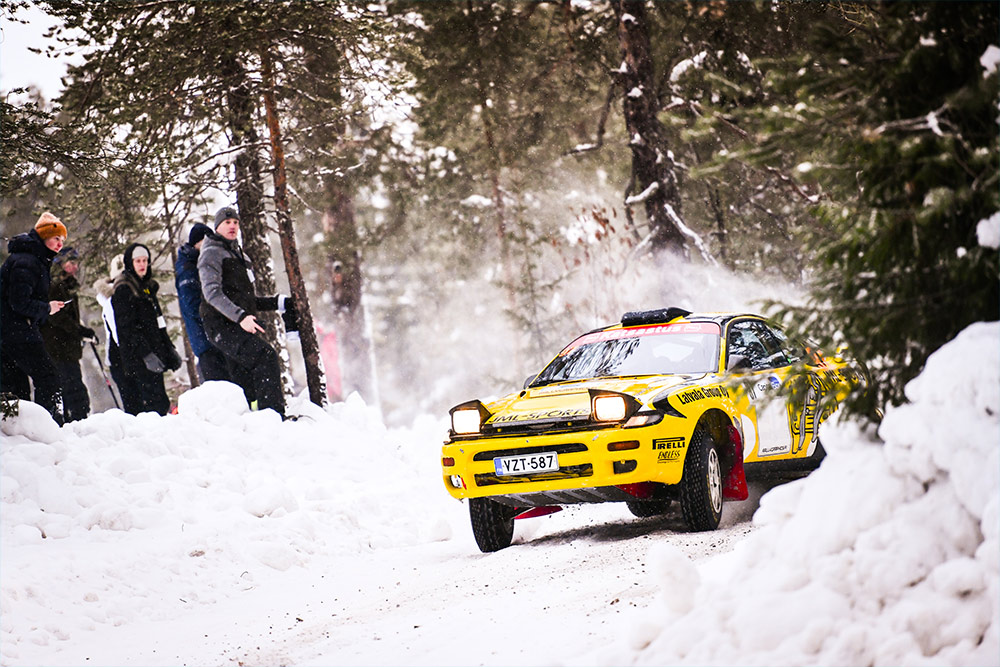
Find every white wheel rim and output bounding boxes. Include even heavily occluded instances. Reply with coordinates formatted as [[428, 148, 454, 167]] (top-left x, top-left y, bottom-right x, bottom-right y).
[[707, 448, 722, 514]]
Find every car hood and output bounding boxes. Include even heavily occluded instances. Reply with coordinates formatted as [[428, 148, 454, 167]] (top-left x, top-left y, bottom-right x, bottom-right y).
[[483, 375, 705, 427]]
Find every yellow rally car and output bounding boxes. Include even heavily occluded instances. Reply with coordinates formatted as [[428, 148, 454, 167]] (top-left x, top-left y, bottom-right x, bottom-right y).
[[442, 308, 868, 552]]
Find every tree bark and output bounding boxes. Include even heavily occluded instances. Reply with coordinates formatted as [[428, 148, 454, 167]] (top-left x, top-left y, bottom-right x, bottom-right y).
[[260, 46, 327, 407], [613, 0, 687, 254], [218, 52, 283, 346], [323, 188, 375, 403], [465, 1, 511, 270]]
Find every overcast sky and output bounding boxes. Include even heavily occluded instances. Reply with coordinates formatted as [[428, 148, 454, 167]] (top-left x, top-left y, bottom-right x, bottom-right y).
[[1, 4, 68, 97]]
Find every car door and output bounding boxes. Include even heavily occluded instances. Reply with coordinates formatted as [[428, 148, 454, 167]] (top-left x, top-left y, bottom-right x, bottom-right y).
[[760, 323, 824, 457], [726, 319, 802, 460]]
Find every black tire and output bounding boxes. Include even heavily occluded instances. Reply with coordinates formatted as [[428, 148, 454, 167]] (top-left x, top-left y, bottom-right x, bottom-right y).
[[680, 428, 723, 531], [625, 499, 672, 518], [469, 497, 516, 552]]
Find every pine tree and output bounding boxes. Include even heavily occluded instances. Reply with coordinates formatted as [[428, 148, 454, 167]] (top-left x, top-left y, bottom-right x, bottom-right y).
[[741, 2, 999, 412], [43, 0, 385, 406]]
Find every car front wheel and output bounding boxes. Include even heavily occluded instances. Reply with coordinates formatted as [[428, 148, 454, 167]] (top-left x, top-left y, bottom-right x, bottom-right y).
[[680, 428, 723, 531], [469, 497, 516, 552]]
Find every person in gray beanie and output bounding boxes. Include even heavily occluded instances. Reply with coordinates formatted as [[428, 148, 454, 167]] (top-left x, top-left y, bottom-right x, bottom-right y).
[[197, 205, 295, 418], [175, 222, 231, 383]]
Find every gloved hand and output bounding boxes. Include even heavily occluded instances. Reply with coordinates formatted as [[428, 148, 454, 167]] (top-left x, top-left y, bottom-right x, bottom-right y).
[[143, 352, 166, 373], [282, 300, 299, 333], [79, 326, 97, 342], [164, 346, 182, 372]]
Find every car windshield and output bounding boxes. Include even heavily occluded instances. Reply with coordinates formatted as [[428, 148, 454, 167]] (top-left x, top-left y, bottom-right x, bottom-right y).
[[532, 322, 721, 385]]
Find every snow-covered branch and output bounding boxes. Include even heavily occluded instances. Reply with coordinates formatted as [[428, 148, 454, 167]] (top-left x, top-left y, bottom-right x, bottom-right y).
[[625, 181, 659, 205]]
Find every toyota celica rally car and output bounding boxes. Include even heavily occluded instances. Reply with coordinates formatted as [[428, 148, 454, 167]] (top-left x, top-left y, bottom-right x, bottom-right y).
[[441, 307, 868, 552]]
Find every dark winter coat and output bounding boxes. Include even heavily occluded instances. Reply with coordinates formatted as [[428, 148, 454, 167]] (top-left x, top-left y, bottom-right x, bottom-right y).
[[197, 232, 278, 331], [0, 230, 56, 346], [112, 243, 181, 377], [40, 270, 86, 363], [174, 243, 212, 357]]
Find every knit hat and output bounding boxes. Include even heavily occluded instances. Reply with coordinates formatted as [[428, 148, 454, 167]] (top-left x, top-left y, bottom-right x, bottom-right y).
[[188, 223, 212, 246], [35, 212, 68, 241], [214, 206, 239, 229], [53, 246, 80, 265]]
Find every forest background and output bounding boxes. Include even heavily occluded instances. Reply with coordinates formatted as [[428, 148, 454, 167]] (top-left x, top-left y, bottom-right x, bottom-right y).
[[1, 0, 997, 426]]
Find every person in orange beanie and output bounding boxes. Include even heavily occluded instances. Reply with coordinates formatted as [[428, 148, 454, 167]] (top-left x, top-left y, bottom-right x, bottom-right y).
[[0, 212, 69, 424]]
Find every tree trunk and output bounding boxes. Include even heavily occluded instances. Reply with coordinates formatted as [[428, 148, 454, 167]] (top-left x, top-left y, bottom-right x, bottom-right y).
[[613, 0, 687, 254], [260, 46, 327, 407], [323, 188, 375, 403], [218, 53, 283, 347], [465, 0, 522, 369], [707, 184, 729, 267]]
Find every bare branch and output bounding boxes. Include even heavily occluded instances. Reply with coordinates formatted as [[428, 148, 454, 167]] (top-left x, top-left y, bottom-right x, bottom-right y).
[[565, 79, 618, 156]]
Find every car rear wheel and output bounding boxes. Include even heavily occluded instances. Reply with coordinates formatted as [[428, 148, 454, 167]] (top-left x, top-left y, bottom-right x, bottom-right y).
[[469, 497, 516, 552], [680, 428, 723, 531], [625, 499, 672, 517]]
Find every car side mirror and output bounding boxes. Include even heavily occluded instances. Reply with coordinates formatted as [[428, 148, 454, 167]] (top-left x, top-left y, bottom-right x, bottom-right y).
[[727, 354, 751, 371], [523, 374, 538, 389]]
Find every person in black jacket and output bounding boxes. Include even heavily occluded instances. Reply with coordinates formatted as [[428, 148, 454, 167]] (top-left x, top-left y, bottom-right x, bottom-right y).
[[40, 247, 96, 422], [111, 243, 181, 415], [198, 206, 293, 418], [0, 212, 69, 424]]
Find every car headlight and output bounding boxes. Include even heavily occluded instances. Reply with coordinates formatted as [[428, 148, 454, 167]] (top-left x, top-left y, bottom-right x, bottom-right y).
[[593, 395, 627, 422], [452, 408, 483, 435]]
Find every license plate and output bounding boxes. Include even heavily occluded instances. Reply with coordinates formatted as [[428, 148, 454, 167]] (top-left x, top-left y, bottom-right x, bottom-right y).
[[494, 451, 559, 476]]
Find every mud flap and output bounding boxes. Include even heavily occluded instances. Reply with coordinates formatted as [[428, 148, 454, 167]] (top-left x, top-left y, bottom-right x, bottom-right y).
[[514, 506, 563, 520], [723, 424, 749, 501], [616, 482, 655, 499]]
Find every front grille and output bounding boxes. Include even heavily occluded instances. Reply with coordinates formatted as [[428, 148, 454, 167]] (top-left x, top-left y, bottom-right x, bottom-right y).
[[483, 419, 617, 437], [472, 442, 588, 461], [474, 463, 593, 487]]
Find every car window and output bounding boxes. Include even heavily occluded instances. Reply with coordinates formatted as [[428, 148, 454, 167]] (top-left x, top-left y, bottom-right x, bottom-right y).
[[532, 324, 720, 385], [727, 320, 786, 370], [764, 324, 806, 364]]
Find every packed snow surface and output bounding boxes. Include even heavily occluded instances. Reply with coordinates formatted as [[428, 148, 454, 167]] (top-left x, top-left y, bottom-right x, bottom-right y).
[[2, 323, 998, 666]]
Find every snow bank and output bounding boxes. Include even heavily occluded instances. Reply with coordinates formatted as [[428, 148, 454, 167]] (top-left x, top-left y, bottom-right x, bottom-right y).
[[0, 384, 461, 663], [617, 321, 1000, 665], [3, 323, 998, 666]]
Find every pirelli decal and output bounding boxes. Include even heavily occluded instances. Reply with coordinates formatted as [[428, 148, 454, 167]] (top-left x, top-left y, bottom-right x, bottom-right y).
[[653, 437, 685, 463]]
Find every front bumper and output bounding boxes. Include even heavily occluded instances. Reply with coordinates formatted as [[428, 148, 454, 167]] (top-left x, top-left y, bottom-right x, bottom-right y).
[[441, 421, 689, 502]]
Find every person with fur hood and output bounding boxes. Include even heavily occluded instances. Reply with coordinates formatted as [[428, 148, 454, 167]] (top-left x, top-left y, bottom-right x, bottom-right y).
[[0, 212, 68, 424], [111, 242, 181, 415], [198, 206, 294, 418], [94, 255, 126, 401]]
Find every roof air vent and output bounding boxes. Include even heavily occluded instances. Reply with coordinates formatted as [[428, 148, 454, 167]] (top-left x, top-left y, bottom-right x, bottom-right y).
[[621, 307, 692, 327]]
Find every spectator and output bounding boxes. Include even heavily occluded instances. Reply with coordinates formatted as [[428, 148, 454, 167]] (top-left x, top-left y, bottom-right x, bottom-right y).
[[0, 212, 68, 424], [198, 205, 293, 419], [111, 243, 181, 415], [94, 255, 126, 402], [40, 246, 96, 422], [175, 223, 231, 382]]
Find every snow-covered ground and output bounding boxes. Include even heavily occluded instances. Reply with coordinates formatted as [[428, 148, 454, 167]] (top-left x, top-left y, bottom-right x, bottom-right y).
[[2, 322, 998, 666]]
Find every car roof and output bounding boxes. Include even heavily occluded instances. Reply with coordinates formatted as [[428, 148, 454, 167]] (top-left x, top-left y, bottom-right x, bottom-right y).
[[589, 308, 763, 333]]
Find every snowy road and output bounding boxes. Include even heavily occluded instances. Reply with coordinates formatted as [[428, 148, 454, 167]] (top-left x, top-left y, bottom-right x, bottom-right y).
[[30, 499, 762, 667], [228, 501, 761, 667]]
